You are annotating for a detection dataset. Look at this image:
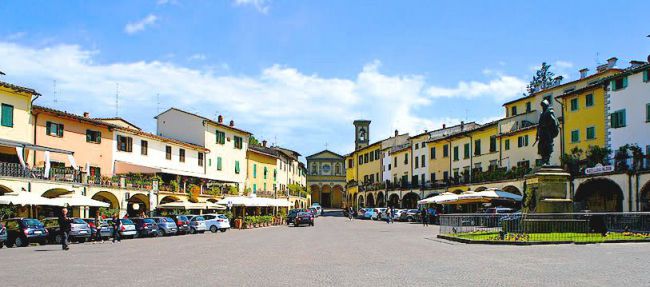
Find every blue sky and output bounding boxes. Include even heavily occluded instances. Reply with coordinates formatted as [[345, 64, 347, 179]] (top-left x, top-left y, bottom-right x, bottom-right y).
[[1, 0, 649, 159]]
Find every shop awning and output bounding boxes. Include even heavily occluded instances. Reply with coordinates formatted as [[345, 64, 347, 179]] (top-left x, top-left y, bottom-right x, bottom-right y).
[[158, 200, 226, 210], [0, 192, 64, 206], [216, 196, 292, 207], [0, 138, 73, 155]]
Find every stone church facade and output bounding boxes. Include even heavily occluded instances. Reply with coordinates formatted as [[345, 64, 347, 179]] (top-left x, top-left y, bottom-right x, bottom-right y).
[[306, 150, 346, 208]]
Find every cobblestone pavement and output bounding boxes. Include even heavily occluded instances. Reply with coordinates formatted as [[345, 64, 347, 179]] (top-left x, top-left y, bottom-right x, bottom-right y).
[[1, 210, 648, 286]]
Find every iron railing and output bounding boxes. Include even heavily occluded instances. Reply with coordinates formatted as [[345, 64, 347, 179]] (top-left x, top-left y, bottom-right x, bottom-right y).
[[439, 212, 650, 243], [0, 162, 82, 183]]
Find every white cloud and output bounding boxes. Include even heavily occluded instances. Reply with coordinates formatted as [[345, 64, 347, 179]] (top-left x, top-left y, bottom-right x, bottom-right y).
[[0, 41, 512, 155], [124, 14, 158, 35], [426, 74, 527, 102], [187, 53, 207, 61], [233, 0, 271, 14]]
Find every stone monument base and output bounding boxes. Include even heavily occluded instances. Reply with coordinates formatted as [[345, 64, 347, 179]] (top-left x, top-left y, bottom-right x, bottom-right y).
[[523, 166, 573, 213]]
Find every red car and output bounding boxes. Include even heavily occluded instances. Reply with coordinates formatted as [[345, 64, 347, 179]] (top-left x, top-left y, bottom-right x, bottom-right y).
[[293, 212, 314, 227]]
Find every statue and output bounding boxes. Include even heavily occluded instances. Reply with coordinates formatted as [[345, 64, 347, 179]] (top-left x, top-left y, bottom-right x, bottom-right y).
[[535, 99, 560, 166]]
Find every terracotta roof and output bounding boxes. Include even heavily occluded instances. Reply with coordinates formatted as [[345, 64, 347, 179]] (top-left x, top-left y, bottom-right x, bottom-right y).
[[94, 117, 142, 130], [248, 144, 280, 158], [32, 105, 120, 129], [0, 80, 40, 96], [156, 107, 252, 135]]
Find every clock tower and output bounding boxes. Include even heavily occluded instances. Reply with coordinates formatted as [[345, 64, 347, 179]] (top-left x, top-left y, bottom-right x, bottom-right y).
[[353, 120, 371, 150]]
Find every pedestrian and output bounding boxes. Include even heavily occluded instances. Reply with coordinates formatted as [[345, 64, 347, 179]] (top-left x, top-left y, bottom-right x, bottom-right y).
[[421, 208, 428, 227], [348, 207, 354, 221], [94, 211, 104, 243], [385, 208, 391, 224], [429, 207, 437, 225], [58, 207, 72, 251], [111, 213, 121, 243]]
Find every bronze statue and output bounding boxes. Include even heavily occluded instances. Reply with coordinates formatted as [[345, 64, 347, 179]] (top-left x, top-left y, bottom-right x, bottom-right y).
[[536, 99, 559, 166]]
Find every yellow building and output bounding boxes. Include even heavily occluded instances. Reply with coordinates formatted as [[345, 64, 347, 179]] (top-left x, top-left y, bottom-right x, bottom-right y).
[[390, 144, 411, 187], [468, 122, 500, 172], [246, 144, 278, 196], [426, 138, 451, 183], [344, 153, 358, 207], [0, 80, 43, 165], [499, 126, 536, 169]]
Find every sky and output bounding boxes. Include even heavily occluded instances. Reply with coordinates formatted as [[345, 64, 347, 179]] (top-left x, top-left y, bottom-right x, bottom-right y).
[[1, 0, 649, 160]]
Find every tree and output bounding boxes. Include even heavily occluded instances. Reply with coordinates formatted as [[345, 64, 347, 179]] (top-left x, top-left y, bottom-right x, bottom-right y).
[[585, 145, 611, 167], [249, 136, 260, 146], [524, 62, 560, 96], [561, 147, 583, 176]]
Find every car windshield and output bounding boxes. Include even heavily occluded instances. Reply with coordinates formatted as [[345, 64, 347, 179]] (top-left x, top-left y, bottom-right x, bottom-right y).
[[143, 218, 156, 223], [22, 219, 42, 227], [163, 217, 174, 222], [121, 219, 134, 225], [289, 210, 301, 215], [72, 218, 87, 224], [193, 216, 205, 221], [217, 215, 227, 219]]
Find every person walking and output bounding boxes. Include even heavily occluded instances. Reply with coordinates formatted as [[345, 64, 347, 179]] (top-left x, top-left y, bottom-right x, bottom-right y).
[[421, 208, 428, 227], [94, 211, 104, 243], [385, 208, 391, 224], [58, 207, 72, 251], [111, 214, 121, 243], [348, 207, 354, 221]]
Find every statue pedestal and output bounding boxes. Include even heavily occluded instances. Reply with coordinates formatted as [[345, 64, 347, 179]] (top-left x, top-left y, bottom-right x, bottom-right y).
[[523, 166, 573, 213]]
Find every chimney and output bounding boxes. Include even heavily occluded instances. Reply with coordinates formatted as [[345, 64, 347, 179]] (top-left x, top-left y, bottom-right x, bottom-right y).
[[229, 120, 234, 127], [460, 121, 465, 131], [607, 57, 618, 69], [394, 129, 398, 137], [424, 129, 428, 133], [442, 123, 446, 129], [596, 64, 607, 73], [630, 60, 645, 68], [579, 68, 589, 79], [262, 140, 267, 147], [83, 112, 90, 118], [217, 115, 223, 124]]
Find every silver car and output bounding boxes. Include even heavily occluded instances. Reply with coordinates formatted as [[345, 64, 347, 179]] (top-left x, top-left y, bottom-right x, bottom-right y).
[[152, 217, 178, 236], [43, 217, 92, 244], [119, 219, 137, 239], [188, 216, 207, 234]]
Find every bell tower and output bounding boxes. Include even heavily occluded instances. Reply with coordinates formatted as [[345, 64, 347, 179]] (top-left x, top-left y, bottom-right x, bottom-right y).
[[353, 120, 371, 150]]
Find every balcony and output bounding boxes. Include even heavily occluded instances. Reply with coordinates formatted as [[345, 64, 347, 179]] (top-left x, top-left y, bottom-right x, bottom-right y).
[[499, 111, 537, 134], [0, 162, 82, 183]]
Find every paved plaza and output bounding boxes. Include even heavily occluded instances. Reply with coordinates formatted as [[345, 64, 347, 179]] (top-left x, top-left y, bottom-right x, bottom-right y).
[[1, 211, 649, 286]]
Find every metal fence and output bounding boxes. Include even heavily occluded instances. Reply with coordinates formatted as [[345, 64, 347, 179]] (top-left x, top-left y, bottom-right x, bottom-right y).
[[0, 162, 82, 183], [439, 212, 650, 243]]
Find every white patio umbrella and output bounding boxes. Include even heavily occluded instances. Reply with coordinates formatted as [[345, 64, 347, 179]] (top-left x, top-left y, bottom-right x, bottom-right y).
[[204, 201, 227, 210], [50, 194, 110, 207], [463, 189, 523, 202], [430, 193, 460, 204], [0, 192, 64, 207]]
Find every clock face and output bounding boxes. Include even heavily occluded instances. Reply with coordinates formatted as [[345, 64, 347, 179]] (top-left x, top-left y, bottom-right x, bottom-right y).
[[322, 164, 331, 174]]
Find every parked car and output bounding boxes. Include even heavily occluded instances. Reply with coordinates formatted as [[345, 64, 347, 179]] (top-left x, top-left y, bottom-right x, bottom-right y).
[[399, 209, 421, 222], [293, 212, 314, 227], [0, 222, 7, 248], [373, 208, 387, 220], [82, 218, 112, 241], [152, 217, 178, 236], [43, 217, 92, 244], [356, 208, 367, 219], [203, 214, 230, 233], [362, 208, 376, 220], [287, 209, 307, 224], [309, 204, 322, 216], [188, 216, 207, 234], [2, 218, 48, 247], [132, 218, 159, 238], [308, 207, 320, 217], [169, 215, 190, 235], [392, 209, 405, 220], [119, 218, 137, 239]]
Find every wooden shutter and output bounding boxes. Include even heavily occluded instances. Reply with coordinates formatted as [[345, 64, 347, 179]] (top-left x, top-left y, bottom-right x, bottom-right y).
[[610, 80, 616, 91], [622, 77, 628, 89], [86, 130, 92, 142], [46, 121, 51, 135], [620, 110, 626, 127], [127, 137, 133, 152], [644, 70, 649, 82], [58, 124, 64, 137], [97, 132, 101, 143]]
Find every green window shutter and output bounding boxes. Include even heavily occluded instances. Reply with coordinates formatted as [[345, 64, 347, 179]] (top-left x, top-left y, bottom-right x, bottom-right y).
[[97, 132, 101, 143], [646, 104, 650, 122], [586, 127, 595, 140], [46, 121, 51, 135], [58, 124, 64, 137], [525, 135, 529, 146], [621, 109, 626, 127], [610, 80, 616, 91], [235, 161, 240, 174], [217, 157, 222, 170], [571, 130, 579, 143], [505, 139, 510, 150], [644, 70, 649, 82], [622, 77, 628, 89], [1, 104, 13, 127], [86, 130, 92, 142], [570, 98, 578, 111], [611, 112, 618, 128], [253, 164, 257, 178], [264, 167, 268, 179], [253, 184, 256, 193]]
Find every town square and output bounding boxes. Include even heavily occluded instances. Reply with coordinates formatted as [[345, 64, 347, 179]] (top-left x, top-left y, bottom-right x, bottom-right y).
[[0, 1, 650, 286]]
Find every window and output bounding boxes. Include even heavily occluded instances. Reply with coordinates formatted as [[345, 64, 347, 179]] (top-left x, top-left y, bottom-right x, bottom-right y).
[[646, 103, 650, 122], [570, 98, 579, 111], [421, 155, 425, 167], [273, 168, 277, 181], [517, 135, 529, 147], [369, 151, 374, 162], [388, 163, 391, 170], [141, 140, 148, 155], [364, 153, 369, 163], [216, 130, 226, 144], [571, 130, 580, 143], [585, 94, 594, 107], [375, 150, 380, 159], [85, 130, 101, 143], [415, 143, 419, 149], [443, 145, 449, 158], [208, 159, 211, 166], [611, 77, 628, 91], [415, 156, 419, 168], [358, 155, 363, 165], [1, 104, 13, 127], [165, 145, 172, 160], [198, 152, 204, 166], [394, 156, 397, 167], [403, 153, 408, 165], [644, 69, 649, 82], [235, 160, 240, 174], [443, 171, 449, 181], [431, 173, 436, 182], [217, 157, 223, 170], [46, 122, 64, 137], [253, 164, 257, 178], [179, 149, 185, 162], [264, 166, 268, 179], [511, 106, 517, 116], [489, 136, 497, 153], [234, 136, 243, 149], [463, 143, 470, 159], [348, 159, 353, 168], [474, 139, 481, 156], [505, 139, 510, 150], [117, 135, 132, 152], [611, 109, 626, 128], [453, 146, 459, 161], [526, 102, 531, 112], [253, 184, 257, 194], [430, 147, 436, 159], [586, 127, 595, 140]]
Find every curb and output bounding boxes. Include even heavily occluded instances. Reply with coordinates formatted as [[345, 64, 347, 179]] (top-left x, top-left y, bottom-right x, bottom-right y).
[[436, 235, 650, 245]]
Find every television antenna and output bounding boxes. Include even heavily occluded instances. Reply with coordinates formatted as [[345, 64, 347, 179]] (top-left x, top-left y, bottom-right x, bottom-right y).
[[115, 83, 120, 117]]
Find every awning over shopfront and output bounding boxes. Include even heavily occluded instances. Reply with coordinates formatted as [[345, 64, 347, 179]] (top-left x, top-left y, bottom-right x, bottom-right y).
[[216, 196, 292, 207], [418, 189, 522, 205], [158, 200, 226, 210], [0, 192, 64, 206], [113, 161, 238, 184]]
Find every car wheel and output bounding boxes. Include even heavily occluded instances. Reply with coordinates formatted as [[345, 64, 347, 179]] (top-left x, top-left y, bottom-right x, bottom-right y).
[[15, 236, 27, 247], [77, 238, 86, 244], [210, 226, 218, 233], [219, 229, 227, 233], [55, 234, 62, 244], [159, 230, 166, 237], [0, 242, 4, 248]]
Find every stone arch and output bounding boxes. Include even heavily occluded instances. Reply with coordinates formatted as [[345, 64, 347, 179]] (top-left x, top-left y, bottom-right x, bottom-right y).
[[332, 185, 344, 208], [310, 185, 321, 205], [502, 185, 521, 195], [388, 193, 400, 208], [41, 188, 72, 198], [358, 194, 365, 208], [294, 200, 299, 208], [402, 192, 420, 209], [376, 192, 385, 207], [159, 195, 181, 205], [91, 191, 120, 209], [640, 181, 650, 212], [474, 186, 488, 192], [127, 193, 150, 216], [575, 178, 624, 212], [366, 193, 375, 207], [424, 192, 439, 199], [321, 185, 332, 208]]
